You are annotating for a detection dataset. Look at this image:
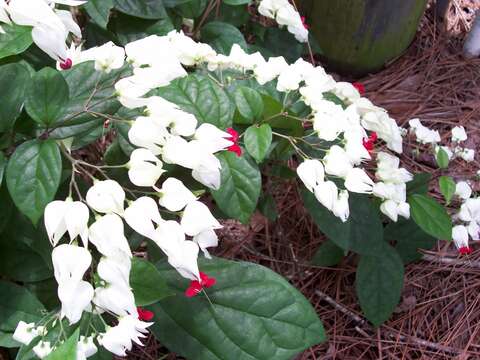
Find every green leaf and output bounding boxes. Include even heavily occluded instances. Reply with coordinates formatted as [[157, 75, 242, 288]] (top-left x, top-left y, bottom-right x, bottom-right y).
[[6, 139, 62, 225], [0, 331, 20, 348], [211, 152, 261, 224], [174, 0, 208, 18], [406, 172, 431, 195], [25, 68, 69, 126], [244, 124, 272, 163], [262, 95, 303, 136], [150, 257, 326, 360], [50, 61, 123, 138], [302, 189, 384, 255], [311, 240, 344, 267], [0, 63, 30, 132], [112, 12, 174, 45], [435, 147, 449, 169], [234, 86, 264, 122], [0, 281, 45, 332], [0, 24, 33, 60], [439, 176, 456, 205], [45, 328, 79, 360], [223, 0, 250, 4], [0, 152, 5, 186], [408, 194, 452, 240], [84, 0, 113, 28], [156, 73, 233, 129], [201, 21, 247, 54], [385, 219, 436, 264], [356, 244, 404, 327], [113, 0, 167, 19], [130, 257, 173, 306]]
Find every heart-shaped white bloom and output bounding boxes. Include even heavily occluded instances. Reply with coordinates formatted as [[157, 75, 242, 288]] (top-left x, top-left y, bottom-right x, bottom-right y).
[[89, 214, 132, 258], [257, 0, 290, 18], [31, 24, 69, 62], [79, 41, 125, 73], [114, 76, 151, 109], [459, 148, 475, 162], [77, 336, 98, 360], [54, 9, 81, 38], [93, 285, 137, 317], [167, 240, 201, 280], [313, 181, 338, 211], [152, 220, 185, 257], [97, 255, 131, 290], [380, 199, 400, 222], [86, 180, 125, 215], [194, 123, 233, 154], [52, 244, 92, 284], [312, 102, 348, 141], [333, 190, 350, 223], [277, 65, 303, 92], [455, 181, 472, 200], [452, 225, 469, 249], [297, 159, 325, 192], [408, 118, 441, 144], [132, 61, 187, 89], [191, 150, 222, 190], [33, 341, 53, 359], [344, 168, 374, 194], [333, 82, 361, 103], [128, 116, 170, 155], [468, 221, 480, 241], [99, 315, 151, 356], [158, 178, 196, 212], [58, 280, 94, 324], [124, 197, 162, 239], [375, 152, 413, 184], [13, 322, 42, 345], [323, 145, 353, 178], [343, 128, 371, 164], [254, 56, 289, 85], [125, 35, 167, 67], [458, 198, 480, 223], [181, 201, 222, 236], [193, 229, 219, 258], [451, 126, 467, 142], [128, 148, 165, 187], [162, 136, 199, 169]]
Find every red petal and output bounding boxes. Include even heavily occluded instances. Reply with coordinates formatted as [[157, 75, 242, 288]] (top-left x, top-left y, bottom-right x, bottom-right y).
[[60, 58, 72, 70], [227, 144, 242, 157], [352, 82, 365, 96], [362, 138, 374, 152], [137, 307, 155, 321], [458, 246, 472, 255], [226, 128, 239, 143], [185, 280, 203, 297], [369, 131, 378, 142]]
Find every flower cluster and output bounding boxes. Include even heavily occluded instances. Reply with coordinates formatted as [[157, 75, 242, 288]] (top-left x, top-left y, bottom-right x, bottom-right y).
[[257, 0, 309, 42], [0, 0, 85, 67], [409, 120, 475, 162], [452, 181, 479, 254]]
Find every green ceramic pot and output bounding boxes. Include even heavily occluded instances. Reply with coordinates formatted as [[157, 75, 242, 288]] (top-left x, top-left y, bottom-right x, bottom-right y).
[[298, 0, 428, 76]]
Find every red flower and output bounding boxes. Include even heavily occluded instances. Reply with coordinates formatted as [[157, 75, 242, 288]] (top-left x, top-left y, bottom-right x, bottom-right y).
[[60, 58, 73, 70], [458, 246, 472, 255], [362, 131, 378, 153], [352, 82, 365, 96], [225, 128, 242, 157], [185, 272, 217, 298], [137, 307, 154, 321]]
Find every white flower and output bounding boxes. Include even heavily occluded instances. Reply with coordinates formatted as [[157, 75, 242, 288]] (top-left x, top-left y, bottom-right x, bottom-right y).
[[93, 285, 137, 317], [191, 151, 222, 190], [455, 181, 472, 200], [44, 199, 89, 247], [333, 190, 350, 222], [12, 322, 42, 345], [380, 200, 399, 222], [459, 148, 475, 162], [114, 77, 151, 109], [77, 336, 98, 360], [124, 197, 162, 239], [158, 178, 196, 212], [344, 168, 374, 194], [452, 225, 469, 249], [451, 126, 467, 142], [458, 198, 480, 223], [89, 214, 132, 258], [258, 0, 290, 18], [296, 159, 325, 192], [313, 181, 338, 211], [152, 220, 185, 257], [375, 152, 413, 184], [125, 35, 167, 67], [468, 221, 480, 241], [162, 136, 198, 169], [312, 101, 347, 141], [194, 123, 233, 154], [33, 341, 53, 359], [86, 180, 125, 215], [333, 82, 361, 103], [128, 148, 165, 187], [97, 254, 131, 289], [52, 244, 92, 284], [181, 201, 222, 236], [323, 145, 353, 178], [193, 229, 218, 258], [99, 315, 151, 357], [128, 116, 170, 155], [254, 56, 289, 85], [277, 64, 303, 92], [80, 41, 125, 73], [408, 118, 440, 144], [343, 128, 371, 165], [167, 240, 201, 280], [58, 280, 94, 324]]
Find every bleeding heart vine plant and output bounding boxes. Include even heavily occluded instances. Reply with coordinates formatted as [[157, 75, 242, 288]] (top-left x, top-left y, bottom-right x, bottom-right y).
[[0, 0, 478, 359]]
